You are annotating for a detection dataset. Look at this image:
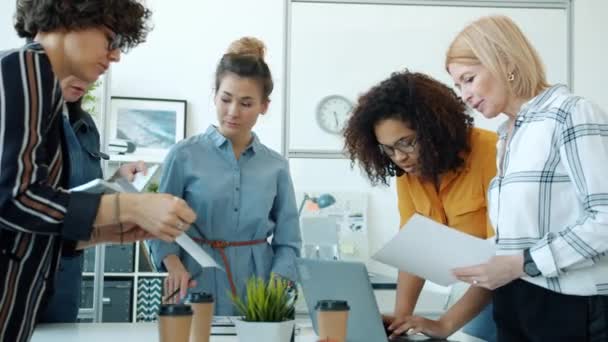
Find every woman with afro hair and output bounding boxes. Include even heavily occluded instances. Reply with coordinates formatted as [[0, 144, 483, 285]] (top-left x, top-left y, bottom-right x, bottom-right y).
[[343, 70, 497, 341]]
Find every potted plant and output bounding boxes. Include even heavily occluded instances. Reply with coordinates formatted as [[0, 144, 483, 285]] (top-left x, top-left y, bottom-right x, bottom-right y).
[[146, 182, 159, 193], [230, 274, 296, 342], [82, 80, 101, 117]]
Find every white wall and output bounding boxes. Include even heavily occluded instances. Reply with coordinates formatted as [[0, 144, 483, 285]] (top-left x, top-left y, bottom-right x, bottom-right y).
[[288, 3, 568, 150], [109, 0, 285, 152], [0, 6, 26, 49], [573, 0, 608, 111], [1, 0, 607, 278], [0, 0, 286, 152]]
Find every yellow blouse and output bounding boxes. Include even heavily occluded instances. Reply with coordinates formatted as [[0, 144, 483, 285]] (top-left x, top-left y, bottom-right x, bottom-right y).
[[396, 127, 498, 238]]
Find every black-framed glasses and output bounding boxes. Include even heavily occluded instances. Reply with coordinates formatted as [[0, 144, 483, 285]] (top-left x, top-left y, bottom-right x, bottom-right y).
[[108, 34, 124, 51], [379, 136, 417, 157], [103, 25, 124, 52], [107, 31, 125, 52]]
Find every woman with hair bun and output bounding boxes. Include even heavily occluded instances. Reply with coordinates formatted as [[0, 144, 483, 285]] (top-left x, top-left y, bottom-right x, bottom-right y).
[[149, 37, 301, 315]]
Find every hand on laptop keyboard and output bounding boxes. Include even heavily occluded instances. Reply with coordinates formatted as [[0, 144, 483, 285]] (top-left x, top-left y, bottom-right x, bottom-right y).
[[383, 320, 457, 341]]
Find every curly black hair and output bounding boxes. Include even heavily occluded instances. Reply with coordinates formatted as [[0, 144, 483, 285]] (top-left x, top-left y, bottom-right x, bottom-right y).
[[343, 70, 473, 186], [14, 0, 152, 51]]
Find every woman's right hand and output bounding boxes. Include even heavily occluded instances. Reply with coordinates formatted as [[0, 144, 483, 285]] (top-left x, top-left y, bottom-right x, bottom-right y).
[[382, 314, 397, 333], [386, 314, 453, 340], [122, 193, 196, 242], [163, 255, 197, 303]]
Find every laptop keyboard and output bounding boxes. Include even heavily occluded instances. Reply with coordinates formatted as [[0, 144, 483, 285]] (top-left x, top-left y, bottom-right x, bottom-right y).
[[383, 322, 458, 341]]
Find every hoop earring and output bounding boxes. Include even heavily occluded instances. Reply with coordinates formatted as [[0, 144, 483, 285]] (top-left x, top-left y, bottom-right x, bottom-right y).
[[508, 73, 515, 82]]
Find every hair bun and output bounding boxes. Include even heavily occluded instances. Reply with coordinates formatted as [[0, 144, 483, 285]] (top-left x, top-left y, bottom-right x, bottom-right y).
[[226, 37, 266, 60]]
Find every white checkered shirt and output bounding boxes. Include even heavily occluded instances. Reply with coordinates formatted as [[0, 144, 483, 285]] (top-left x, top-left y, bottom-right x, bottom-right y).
[[489, 85, 608, 296]]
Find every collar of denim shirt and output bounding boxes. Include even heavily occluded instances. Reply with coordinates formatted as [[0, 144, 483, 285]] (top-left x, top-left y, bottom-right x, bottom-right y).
[[206, 124, 261, 154]]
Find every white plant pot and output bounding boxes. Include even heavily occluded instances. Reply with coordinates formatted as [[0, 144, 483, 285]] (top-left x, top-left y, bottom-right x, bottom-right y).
[[234, 318, 295, 342]]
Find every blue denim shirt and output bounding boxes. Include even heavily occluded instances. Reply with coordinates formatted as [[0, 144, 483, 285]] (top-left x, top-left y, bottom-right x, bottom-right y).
[[148, 125, 301, 315], [63, 107, 105, 187], [39, 105, 104, 323]]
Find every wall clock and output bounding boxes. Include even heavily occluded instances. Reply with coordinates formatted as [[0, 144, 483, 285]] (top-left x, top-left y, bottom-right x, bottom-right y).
[[315, 95, 353, 135]]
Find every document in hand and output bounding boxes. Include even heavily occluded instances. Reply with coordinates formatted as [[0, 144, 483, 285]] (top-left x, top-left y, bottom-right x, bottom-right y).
[[70, 165, 160, 194], [175, 233, 223, 270], [372, 214, 496, 286]]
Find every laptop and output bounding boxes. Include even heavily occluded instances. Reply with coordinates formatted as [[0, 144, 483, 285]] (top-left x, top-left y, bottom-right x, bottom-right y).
[[211, 316, 237, 335], [296, 259, 458, 342]]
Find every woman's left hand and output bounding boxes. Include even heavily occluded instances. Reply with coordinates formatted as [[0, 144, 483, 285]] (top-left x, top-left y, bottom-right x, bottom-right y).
[[118, 160, 147, 181], [77, 223, 153, 249], [452, 254, 525, 290]]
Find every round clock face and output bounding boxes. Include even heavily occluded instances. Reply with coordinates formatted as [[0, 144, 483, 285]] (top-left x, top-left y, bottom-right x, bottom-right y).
[[315, 95, 353, 135]]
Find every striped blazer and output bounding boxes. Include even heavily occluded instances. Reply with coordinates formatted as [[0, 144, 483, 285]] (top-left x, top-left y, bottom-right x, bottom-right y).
[[0, 43, 102, 341]]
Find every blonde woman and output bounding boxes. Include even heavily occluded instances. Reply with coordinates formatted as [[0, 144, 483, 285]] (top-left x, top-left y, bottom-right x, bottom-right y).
[[446, 15, 608, 341]]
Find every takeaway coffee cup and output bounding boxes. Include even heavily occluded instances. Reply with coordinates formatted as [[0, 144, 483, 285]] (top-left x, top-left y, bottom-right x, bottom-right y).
[[186, 292, 214, 342], [316, 300, 350, 342], [158, 304, 193, 342]]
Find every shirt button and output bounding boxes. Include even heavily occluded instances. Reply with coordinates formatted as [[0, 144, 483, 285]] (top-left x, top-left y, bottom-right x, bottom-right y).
[[234, 208, 238, 212], [236, 187, 240, 191]]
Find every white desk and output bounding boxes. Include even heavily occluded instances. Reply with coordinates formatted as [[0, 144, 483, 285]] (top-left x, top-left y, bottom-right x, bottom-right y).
[[32, 321, 484, 342]]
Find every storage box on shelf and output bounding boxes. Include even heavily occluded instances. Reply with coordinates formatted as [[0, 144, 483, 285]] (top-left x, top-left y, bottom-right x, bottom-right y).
[[80, 241, 166, 322]]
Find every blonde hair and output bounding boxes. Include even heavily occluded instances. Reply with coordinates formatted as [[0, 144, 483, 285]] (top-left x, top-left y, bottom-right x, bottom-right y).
[[445, 15, 549, 99], [215, 37, 273, 100], [226, 36, 266, 60]]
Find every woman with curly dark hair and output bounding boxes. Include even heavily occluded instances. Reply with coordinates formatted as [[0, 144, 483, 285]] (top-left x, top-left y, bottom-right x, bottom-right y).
[[0, 1, 197, 341], [343, 70, 498, 340]]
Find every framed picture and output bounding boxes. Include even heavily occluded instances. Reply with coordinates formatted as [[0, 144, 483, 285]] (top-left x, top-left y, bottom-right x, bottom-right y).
[[109, 97, 187, 162]]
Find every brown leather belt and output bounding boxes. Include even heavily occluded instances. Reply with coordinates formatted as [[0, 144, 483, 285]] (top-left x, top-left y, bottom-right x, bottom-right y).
[[192, 237, 266, 297]]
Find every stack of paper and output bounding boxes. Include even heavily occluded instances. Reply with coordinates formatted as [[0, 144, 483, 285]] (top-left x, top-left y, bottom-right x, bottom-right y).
[[70, 164, 160, 194]]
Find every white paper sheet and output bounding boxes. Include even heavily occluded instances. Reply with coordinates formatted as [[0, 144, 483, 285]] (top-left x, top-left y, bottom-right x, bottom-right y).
[[175, 233, 223, 270], [130, 164, 160, 192], [372, 214, 496, 286], [70, 179, 124, 194]]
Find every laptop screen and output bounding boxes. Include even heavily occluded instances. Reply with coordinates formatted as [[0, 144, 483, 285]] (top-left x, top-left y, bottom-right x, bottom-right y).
[[296, 259, 459, 342], [296, 259, 391, 342]]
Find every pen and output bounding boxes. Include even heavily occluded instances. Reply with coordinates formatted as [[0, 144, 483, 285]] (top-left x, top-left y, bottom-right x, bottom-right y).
[[163, 271, 201, 303], [163, 221, 206, 303]]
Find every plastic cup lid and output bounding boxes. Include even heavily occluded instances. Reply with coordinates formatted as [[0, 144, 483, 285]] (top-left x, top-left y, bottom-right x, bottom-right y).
[[158, 304, 193, 316], [187, 292, 214, 303], [315, 300, 350, 311]]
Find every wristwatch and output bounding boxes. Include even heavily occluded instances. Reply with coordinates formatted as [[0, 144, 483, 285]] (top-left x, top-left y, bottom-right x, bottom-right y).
[[523, 248, 541, 277]]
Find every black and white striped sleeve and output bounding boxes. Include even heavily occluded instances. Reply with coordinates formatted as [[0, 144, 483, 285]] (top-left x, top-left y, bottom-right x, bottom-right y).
[[0, 48, 101, 240]]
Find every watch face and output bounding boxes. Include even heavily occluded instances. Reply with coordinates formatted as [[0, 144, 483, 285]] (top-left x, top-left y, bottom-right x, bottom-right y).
[[524, 261, 541, 277], [315, 95, 353, 135]]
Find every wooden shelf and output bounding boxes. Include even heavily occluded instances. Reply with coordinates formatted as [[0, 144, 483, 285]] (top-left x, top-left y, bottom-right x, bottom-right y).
[[80, 241, 167, 323], [138, 272, 167, 277], [103, 273, 135, 277]]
